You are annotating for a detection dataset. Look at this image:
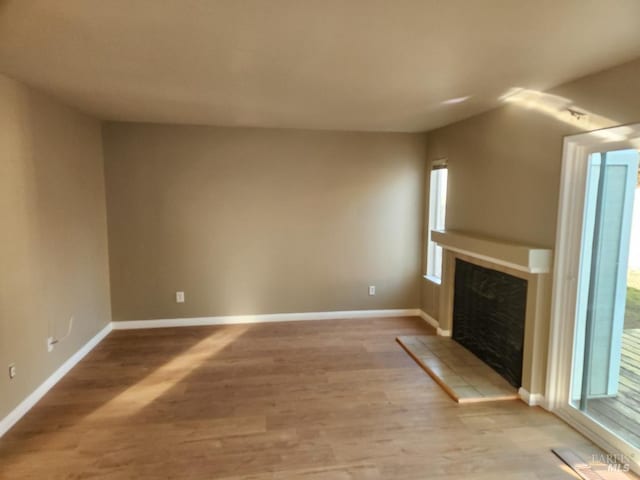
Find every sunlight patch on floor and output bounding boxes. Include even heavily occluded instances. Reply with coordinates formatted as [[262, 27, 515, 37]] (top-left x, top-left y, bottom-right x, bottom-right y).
[[86, 326, 249, 420]]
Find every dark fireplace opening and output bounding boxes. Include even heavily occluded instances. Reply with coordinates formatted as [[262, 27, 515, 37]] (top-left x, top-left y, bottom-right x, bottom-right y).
[[452, 259, 527, 388]]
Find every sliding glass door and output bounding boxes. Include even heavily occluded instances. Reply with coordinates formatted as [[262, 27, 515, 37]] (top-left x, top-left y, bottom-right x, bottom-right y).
[[570, 149, 639, 451], [549, 125, 640, 473]]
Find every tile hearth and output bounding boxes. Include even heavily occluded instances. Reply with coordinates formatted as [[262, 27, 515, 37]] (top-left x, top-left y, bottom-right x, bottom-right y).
[[397, 335, 519, 403]]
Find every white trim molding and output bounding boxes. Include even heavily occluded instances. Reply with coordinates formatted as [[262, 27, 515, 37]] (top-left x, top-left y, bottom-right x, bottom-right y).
[[518, 387, 545, 407], [112, 309, 422, 330], [417, 310, 451, 336], [436, 328, 451, 337], [0, 322, 112, 438], [423, 274, 442, 286], [418, 309, 439, 329]]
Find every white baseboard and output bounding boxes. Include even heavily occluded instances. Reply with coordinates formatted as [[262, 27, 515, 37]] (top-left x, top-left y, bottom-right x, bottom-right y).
[[417, 310, 451, 337], [436, 328, 452, 337], [112, 308, 422, 330], [0, 322, 112, 438], [418, 310, 438, 329], [518, 387, 545, 407]]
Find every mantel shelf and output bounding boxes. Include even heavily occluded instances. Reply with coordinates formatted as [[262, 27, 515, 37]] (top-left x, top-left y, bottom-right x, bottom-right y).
[[431, 230, 553, 274]]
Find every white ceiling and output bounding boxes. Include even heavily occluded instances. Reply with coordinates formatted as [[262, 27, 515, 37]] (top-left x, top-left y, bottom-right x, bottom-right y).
[[1, 0, 640, 132]]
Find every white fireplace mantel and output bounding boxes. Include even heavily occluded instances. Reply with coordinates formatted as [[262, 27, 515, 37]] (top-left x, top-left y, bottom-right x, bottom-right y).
[[431, 229, 553, 274]]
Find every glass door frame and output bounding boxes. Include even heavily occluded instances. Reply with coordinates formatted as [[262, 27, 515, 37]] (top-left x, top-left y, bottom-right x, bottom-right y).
[[547, 123, 640, 473]]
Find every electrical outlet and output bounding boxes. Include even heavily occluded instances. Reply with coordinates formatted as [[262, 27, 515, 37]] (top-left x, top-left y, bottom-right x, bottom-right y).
[[368, 285, 376, 296], [8, 364, 16, 379], [176, 291, 185, 303], [47, 337, 55, 352]]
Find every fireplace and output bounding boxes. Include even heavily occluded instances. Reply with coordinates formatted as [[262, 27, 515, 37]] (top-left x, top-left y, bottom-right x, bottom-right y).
[[452, 259, 527, 388], [431, 229, 553, 404]]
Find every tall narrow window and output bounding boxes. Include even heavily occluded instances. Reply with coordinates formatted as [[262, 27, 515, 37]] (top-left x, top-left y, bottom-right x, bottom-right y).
[[426, 160, 448, 282]]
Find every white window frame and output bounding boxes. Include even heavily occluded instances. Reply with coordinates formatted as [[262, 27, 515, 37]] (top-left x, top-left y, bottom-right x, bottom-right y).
[[425, 159, 448, 283]]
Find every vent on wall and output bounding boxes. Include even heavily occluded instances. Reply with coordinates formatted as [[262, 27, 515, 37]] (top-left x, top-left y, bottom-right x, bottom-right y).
[[452, 259, 527, 388]]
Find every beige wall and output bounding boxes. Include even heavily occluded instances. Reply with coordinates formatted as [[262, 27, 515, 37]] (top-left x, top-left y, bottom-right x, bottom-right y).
[[104, 124, 426, 321], [420, 58, 640, 391], [420, 280, 440, 320], [0, 75, 111, 419]]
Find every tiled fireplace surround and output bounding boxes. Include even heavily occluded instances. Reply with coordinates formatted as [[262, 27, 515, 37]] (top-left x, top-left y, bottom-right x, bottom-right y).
[[432, 230, 553, 405]]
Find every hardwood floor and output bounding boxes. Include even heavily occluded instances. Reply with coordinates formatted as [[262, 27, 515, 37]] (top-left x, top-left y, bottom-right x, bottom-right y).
[[0, 317, 603, 479]]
